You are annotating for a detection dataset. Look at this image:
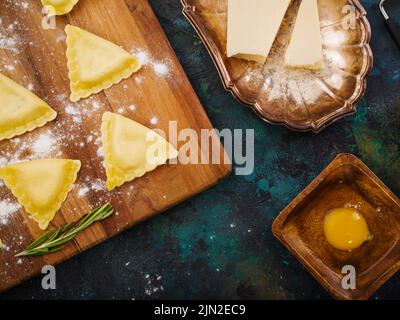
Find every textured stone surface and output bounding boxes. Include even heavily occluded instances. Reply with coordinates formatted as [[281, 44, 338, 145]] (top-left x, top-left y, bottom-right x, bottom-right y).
[[2, 0, 400, 299]]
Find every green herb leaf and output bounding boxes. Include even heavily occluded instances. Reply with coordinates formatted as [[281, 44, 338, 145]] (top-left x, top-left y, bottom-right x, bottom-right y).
[[16, 203, 114, 257]]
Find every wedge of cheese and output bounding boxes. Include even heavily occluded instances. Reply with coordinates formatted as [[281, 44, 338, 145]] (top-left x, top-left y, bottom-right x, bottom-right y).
[[284, 0, 324, 70], [227, 0, 291, 64]]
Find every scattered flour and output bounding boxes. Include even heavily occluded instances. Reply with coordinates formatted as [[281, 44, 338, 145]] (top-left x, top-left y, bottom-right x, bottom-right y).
[[56, 34, 66, 43], [153, 62, 170, 77], [135, 77, 143, 84], [0, 131, 59, 167], [132, 49, 171, 78], [0, 36, 19, 52], [0, 155, 18, 168], [56, 93, 68, 103], [251, 51, 341, 105], [0, 157, 8, 167], [0, 240, 9, 252], [91, 179, 106, 192], [143, 273, 164, 296], [97, 147, 104, 158], [65, 104, 80, 116], [14, 1, 29, 9], [0, 18, 20, 53], [65, 104, 82, 124], [150, 116, 158, 125], [0, 200, 21, 225], [21, 2, 29, 9], [4, 64, 15, 71], [58, 95, 95, 122], [77, 186, 90, 198], [31, 132, 56, 156], [77, 178, 106, 197], [134, 49, 150, 65], [92, 101, 101, 111], [128, 104, 136, 112]]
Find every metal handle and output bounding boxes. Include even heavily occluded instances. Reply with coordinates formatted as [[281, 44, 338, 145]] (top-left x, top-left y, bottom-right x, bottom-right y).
[[380, 0, 400, 48], [380, 0, 389, 19]]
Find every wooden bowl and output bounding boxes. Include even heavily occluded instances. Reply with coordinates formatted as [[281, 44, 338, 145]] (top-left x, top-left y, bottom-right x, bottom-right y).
[[272, 154, 400, 300], [181, 0, 373, 132]]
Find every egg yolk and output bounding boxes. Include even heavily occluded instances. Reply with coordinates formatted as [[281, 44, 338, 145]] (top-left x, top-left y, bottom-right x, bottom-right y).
[[323, 208, 372, 251]]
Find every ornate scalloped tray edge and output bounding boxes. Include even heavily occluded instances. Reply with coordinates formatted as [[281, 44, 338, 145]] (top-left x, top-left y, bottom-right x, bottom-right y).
[[181, 0, 373, 133]]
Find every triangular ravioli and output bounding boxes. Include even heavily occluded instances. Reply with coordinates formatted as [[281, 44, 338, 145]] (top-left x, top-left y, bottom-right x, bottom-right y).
[[0, 73, 57, 141], [101, 112, 178, 191], [65, 25, 142, 102], [0, 159, 81, 230], [41, 0, 79, 15]]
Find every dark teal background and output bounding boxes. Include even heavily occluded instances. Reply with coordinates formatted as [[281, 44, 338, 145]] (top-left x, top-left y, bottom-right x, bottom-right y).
[[2, 0, 400, 299]]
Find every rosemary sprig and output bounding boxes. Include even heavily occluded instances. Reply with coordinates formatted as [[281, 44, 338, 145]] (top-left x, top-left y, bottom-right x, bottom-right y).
[[16, 203, 114, 257]]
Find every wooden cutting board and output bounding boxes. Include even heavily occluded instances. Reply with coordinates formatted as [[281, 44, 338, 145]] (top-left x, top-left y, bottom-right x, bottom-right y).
[[0, 0, 231, 293]]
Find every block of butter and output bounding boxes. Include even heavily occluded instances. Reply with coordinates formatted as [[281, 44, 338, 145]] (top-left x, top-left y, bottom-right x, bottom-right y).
[[227, 0, 291, 64], [284, 0, 324, 70]]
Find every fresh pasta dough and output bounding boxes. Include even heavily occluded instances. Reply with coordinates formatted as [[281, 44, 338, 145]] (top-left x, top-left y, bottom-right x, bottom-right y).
[[41, 0, 79, 15], [0, 73, 57, 142], [0, 159, 81, 230], [101, 112, 178, 191], [65, 25, 141, 102]]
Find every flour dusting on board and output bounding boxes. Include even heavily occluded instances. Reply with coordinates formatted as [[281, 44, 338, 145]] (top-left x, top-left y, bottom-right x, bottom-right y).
[[77, 186, 90, 198], [0, 240, 9, 252], [77, 178, 107, 198], [0, 200, 21, 225], [0, 18, 21, 53], [65, 103, 83, 124], [0, 34, 19, 53], [31, 132, 57, 156], [14, 1, 29, 10], [135, 50, 150, 65], [131, 49, 171, 78], [0, 132, 60, 168], [153, 62, 170, 77]]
